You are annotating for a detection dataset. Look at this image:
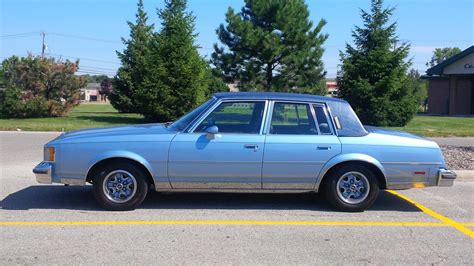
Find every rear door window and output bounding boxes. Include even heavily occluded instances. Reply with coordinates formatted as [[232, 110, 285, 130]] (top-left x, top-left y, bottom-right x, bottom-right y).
[[270, 102, 318, 135]]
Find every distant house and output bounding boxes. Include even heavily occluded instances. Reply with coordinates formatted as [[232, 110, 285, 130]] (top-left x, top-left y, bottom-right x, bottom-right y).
[[326, 81, 338, 96], [424, 46, 474, 115], [80, 83, 108, 102]]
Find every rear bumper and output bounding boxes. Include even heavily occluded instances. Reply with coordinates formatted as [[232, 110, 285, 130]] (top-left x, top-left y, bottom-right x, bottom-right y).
[[33, 162, 53, 184], [437, 168, 456, 187]]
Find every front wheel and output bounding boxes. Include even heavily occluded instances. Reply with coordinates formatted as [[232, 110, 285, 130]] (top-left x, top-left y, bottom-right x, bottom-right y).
[[93, 162, 149, 211], [324, 164, 379, 212]]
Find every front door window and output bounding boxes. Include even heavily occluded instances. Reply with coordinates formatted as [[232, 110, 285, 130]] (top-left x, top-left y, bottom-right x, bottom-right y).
[[194, 101, 265, 134]]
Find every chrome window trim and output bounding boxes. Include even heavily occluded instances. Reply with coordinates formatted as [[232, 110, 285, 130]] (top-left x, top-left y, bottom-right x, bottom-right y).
[[312, 103, 335, 135], [263, 101, 275, 135], [266, 100, 336, 136], [324, 104, 339, 137], [187, 99, 269, 135], [259, 100, 270, 135], [181, 96, 218, 133], [308, 104, 321, 135]]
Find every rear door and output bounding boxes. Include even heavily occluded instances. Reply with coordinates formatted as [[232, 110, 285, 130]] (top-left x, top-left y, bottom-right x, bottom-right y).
[[262, 102, 341, 189]]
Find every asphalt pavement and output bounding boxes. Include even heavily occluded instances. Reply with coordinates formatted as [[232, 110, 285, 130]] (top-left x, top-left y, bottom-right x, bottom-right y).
[[0, 132, 473, 264]]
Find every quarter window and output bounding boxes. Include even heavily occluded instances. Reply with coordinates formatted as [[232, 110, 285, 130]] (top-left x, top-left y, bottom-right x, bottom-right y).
[[270, 103, 318, 135], [313, 104, 333, 134], [194, 101, 265, 134]]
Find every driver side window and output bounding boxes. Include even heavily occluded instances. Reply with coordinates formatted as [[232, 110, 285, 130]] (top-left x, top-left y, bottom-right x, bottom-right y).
[[194, 101, 265, 134]]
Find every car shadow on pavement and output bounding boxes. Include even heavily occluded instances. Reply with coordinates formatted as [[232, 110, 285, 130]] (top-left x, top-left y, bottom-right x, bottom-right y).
[[0, 185, 421, 212]]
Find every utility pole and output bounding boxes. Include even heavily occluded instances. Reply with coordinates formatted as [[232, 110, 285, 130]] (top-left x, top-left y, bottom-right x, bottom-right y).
[[41, 32, 47, 58]]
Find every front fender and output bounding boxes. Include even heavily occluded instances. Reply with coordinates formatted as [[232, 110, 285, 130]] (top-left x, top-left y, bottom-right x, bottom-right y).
[[85, 150, 154, 181], [314, 153, 387, 191]]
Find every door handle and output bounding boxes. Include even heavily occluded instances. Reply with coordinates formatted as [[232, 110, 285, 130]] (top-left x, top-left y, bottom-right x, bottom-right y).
[[244, 144, 259, 151], [317, 145, 331, 150]]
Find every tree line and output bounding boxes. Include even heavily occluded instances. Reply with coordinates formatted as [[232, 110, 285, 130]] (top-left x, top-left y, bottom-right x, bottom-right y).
[[0, 0, 464, 127]]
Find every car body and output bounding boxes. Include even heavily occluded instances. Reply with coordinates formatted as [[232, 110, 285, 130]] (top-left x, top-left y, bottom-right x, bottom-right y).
[[33, 92, 456, 211]]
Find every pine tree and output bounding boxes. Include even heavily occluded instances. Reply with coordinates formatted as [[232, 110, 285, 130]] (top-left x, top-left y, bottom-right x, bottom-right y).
[[337, 0, 418, 127], [137, 0, 210, 121], [212, 0, 328, 94], [111, 0, 154, 113]]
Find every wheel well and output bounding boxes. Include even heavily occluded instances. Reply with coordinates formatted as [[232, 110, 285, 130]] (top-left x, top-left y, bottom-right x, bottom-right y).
[[320, 161, 387, 189], [86, 158, 155, 186]]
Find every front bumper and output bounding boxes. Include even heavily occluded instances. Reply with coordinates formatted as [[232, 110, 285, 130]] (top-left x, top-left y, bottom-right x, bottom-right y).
[[33, 161, 53, 184], [437, 168, 456, 187]]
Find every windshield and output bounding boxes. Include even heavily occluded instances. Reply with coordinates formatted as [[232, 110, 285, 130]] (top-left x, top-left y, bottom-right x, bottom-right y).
[[168, 98, 215, 132]]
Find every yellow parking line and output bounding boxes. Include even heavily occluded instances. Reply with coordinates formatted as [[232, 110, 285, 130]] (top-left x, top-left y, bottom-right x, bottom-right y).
[[387, 190, 474, 238], [0, 220, 473, 227]]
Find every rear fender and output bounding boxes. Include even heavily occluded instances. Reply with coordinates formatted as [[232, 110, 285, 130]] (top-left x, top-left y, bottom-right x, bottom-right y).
[[314, 153, 387, 191]]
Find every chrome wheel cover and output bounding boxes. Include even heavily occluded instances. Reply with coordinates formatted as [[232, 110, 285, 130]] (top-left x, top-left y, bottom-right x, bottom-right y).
[[102, 170, 137, 203], [336, 171, 370, 204]]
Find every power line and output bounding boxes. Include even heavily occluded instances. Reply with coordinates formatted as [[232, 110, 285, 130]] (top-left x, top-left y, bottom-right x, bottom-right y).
[[48, 32, 121, 44], [46, 53, 120, 65], [76, 70, 116, 76], [80, 66, 118, 71], [0, 32, 40, 39]]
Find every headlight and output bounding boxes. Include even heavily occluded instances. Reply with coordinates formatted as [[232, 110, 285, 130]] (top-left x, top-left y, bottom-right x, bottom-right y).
[[44, 147, 56, 162]]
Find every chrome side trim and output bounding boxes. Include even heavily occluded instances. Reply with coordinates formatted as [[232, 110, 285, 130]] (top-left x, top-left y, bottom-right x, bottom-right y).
[[264, 161, 327, 164], [170, 160, 262, 164], [155, 188, 315, 193], [382, 162, 443, 165], [33, 161, 53, 184]]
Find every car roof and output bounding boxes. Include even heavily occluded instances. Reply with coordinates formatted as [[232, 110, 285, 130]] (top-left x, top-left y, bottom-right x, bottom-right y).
[[214, 92, 347, 103]]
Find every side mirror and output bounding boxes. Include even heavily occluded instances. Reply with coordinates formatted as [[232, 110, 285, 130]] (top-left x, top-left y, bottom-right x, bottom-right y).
[[205, 126, 219, 140]]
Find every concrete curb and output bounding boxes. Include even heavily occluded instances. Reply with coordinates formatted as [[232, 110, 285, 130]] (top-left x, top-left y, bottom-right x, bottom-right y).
[[0, 131, 62, 134], [454, 170, 474, 181]]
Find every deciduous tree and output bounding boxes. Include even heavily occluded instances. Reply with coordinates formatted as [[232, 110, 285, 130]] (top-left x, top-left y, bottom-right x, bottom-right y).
[[100, 78, 113, 101], [0, 55, 86, 118], [426, 47, 461, 68]]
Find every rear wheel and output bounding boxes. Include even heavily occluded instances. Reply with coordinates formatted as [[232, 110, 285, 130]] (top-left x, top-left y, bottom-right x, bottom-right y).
[[93, 162, 149, 211], [324, 164, 379, 212]]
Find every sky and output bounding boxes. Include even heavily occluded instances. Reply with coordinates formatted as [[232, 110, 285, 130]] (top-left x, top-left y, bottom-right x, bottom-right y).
[[1, 0, 473, 78]]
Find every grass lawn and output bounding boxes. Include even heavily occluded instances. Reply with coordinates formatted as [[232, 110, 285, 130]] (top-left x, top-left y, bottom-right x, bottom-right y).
[[0, 103, 146, 132], [0, 103, 473, 137], [389, 115, 474, 137]]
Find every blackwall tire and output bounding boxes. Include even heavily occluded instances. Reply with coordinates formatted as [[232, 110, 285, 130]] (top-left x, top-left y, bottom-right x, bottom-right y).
[[92, 162, 149, 211], [324, 163, 379, 212]]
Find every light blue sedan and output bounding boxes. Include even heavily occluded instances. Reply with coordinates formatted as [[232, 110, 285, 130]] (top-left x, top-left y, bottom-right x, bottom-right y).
[[33, 92, 456, 211]]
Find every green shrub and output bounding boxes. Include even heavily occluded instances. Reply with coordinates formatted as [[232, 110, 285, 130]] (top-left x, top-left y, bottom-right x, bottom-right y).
[[0, 87, 49, 118]]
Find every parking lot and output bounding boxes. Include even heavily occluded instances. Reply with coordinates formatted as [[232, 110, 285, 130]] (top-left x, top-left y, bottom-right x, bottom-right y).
[[1, 132, 473, 264]]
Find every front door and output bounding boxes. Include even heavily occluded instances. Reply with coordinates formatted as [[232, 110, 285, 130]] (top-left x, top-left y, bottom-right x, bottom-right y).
[[168, 101, 267, 189], [262, 102, 341, 190]]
